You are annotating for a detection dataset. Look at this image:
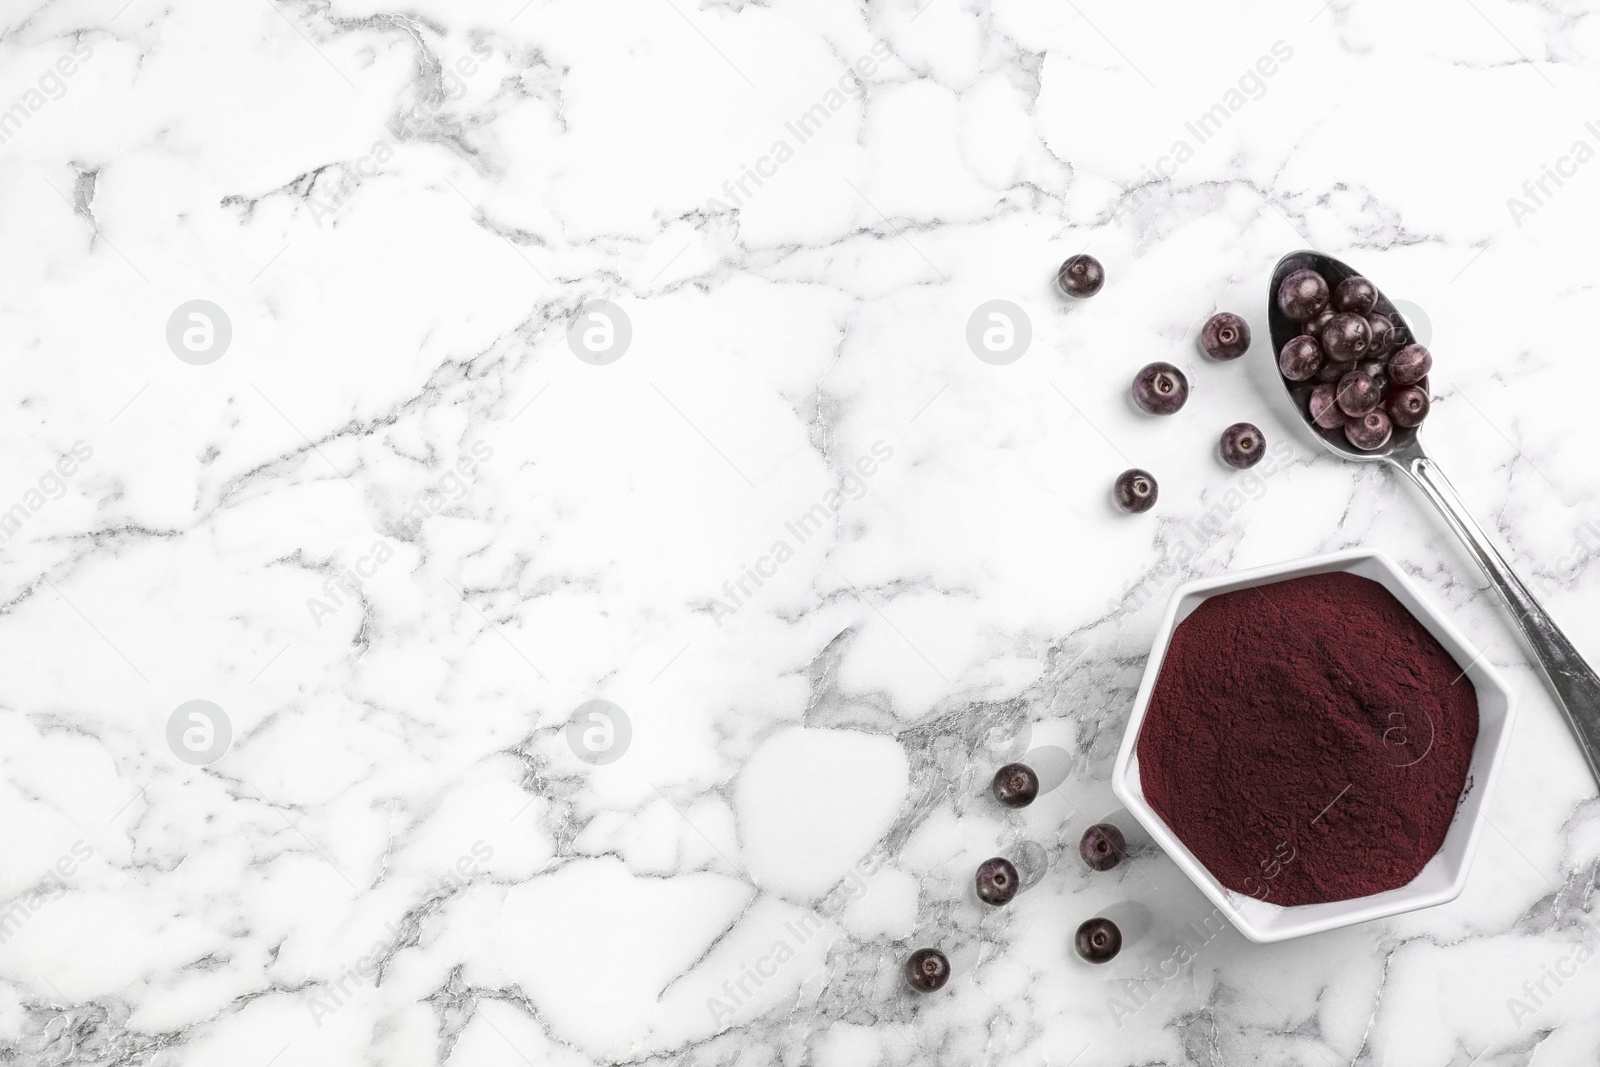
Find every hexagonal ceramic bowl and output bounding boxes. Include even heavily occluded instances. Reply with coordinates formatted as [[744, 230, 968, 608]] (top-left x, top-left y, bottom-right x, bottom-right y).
[[1111, 548, 1516, 943]]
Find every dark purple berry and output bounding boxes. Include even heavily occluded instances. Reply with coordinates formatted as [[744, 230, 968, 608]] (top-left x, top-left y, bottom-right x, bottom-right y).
[[1300, 308, 1335, 339], [1199, 312, 1251, 361], [1389, 344, 1432, 385], [904, 948, 950, 992], [1309, 382, 1345, 429], [1075, 917, 1122, 963], [1131, 362, 1188, 415], [976, 857, 1020, 906], [1333, 276, 1378, 314], [1277, 269, 1330, 321], [1057, 254, 1104, 298], [1113, 469, 1157, 513], [1219, 422, 1265, 469], [1277, 335, 1322, 381], [1322, 312, 1372, 362], [1079, 823, 1126, 871], [1357, 358, 1389, 393], [1317, 358, 1355, 383], [1366, 313, 1394, 355], [1336, 370, 1382, 417], [1388, 385, 1430, 428], [992, 763, 1039, 808], [1345, 409, 1393, 451]]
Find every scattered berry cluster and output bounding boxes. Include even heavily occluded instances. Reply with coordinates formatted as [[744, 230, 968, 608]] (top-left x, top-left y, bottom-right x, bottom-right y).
[[901, 761, 1129, 994], [1275, 268, 1432, 452], [1056, 255, 1269, 514]]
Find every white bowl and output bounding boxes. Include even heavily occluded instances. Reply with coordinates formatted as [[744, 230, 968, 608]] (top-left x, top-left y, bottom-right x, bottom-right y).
[[1111, 548, 1516, 943]]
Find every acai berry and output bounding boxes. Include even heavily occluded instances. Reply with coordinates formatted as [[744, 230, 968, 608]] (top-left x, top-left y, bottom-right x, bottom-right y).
[[1345, 409, 1393, 451], [1113, 469, 1158, 513], [1277, 336, 1322, 381], [1219, 422, 1265, 469], [1199, 312, 1251, 361], [976, 857, 1020, 906], [1277, 269, 1330, 321], [1075, 917, 1122, 963], [1322, 312, 1372, 362], [992, 763, 1039, 808], [904, 948, 950, 992], [1131, 362, 1189, 415], [1079, 823, 1127, 871], [1333, 276, 1378, 314], [1057, 254, 1105, 298]]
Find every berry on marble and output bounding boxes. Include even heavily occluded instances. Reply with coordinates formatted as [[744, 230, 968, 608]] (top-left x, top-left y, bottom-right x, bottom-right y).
[[1322, 312, 1372, 362], [1219, 422, 1266, 469], [1132, 362, 1189, 415], [904, 948, 950, 992], [992, 763, 1039, 808], [1075, 917, 1122, 963], [1057, 255, 1105, 298], [1113, 469, 1158, 513], [976, 857, 1021, 906], [1079, 823, 1127, 871], [1199, 312, 1251, 361]]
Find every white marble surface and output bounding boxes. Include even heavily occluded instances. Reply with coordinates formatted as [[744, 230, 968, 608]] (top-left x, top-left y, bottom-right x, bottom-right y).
[[3, 0, 1600, 1064]]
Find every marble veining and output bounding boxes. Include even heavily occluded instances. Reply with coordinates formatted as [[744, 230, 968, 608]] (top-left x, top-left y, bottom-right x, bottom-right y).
[[2, 0, 1600, 1064]]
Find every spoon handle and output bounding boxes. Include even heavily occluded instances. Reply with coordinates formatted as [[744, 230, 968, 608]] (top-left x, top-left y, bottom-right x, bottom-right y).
[[1396, 452, 1600, 785]]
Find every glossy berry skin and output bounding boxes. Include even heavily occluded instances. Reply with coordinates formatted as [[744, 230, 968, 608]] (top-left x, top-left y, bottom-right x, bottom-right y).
[[1309, 382, 1346, 429], [1317, 359, 1355, 384], [1336, 370, 1382, 417], [1357, 358, 1389, 394], [1079, 823, 1126, 871], [1113, 469, 1157, 513], [1219, 422, 1265, 469], [1366, 313, 1394, 355], [1300, 308, 1335, 340], [1388, 385, 1430, 428], [1333, 276, 1378, 314], [1075, 917, 1122, 963], [904, 948, 950, 992], [1057, 254, 1105, 298], [1131, 362, 1188, 415], [1345, 409, 1393, 451], [1389, 344, 1432, 385], [1199, 312, 1251, 360], [1278, 269, 1330, 321], [976, 857, 1020, 906], [1322, 312, 1372, 362], [992, 763, 1039, 808], [1277, 336, 1322, 381]]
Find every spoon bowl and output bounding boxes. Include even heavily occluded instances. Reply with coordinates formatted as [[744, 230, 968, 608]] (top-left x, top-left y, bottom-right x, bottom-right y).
[[1267, 250, 1425, 462]]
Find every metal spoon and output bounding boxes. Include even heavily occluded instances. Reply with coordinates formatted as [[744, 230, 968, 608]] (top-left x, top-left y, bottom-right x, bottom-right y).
[[1269, 249, 1600, 785]]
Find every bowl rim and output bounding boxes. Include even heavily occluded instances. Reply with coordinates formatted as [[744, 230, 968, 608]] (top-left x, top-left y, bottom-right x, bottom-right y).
[[1110, 547, 1517, 943]]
